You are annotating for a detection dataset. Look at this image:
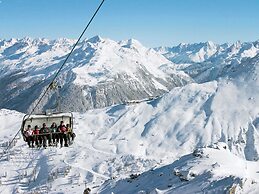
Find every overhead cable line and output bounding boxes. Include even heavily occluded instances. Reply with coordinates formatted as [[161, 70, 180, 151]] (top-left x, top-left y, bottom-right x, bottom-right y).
[[0, 0, 106, 160], [30, 0, 106, 118]]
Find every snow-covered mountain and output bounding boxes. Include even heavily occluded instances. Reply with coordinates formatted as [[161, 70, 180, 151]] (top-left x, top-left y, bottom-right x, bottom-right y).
[[0, 54, 258, 193], [156, 41, 219, 63], [2, 37, 258, 113], [156, 40, 259, 83], [0, 36, 191, 113]]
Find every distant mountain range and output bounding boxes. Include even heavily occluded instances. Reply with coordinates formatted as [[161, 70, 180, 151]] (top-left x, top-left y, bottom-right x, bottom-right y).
[[0, 36, 191, 113], [0, 36, 258, 113], [155, 40, 259, 82]]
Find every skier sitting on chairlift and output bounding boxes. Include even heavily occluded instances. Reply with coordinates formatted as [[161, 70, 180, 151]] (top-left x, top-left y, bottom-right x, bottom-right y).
[[66, 124, 74, 145], [25, 125, 34, 147], [50, 122, 59, 146], [58, 121, 68, 147], [40, 123, 51, 148], [33, 125, 41, 147]]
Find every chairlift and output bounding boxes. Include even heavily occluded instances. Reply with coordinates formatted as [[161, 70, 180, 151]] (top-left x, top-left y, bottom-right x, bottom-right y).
[[21, 112, 74, 147], [0, 0, 105, 153]]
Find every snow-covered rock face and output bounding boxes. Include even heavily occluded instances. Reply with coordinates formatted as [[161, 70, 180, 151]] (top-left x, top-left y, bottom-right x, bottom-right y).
[[156, 40, 259, 83], [0, 36, 191, 113]]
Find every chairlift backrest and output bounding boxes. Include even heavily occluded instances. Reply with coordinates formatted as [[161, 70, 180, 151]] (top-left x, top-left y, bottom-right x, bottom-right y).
[[22, 112, 73, 132]]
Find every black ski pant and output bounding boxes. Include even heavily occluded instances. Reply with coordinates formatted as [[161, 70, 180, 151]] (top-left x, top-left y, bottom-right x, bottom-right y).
[[54, 133, 60, 144], [27, 136, 34, 147], [59, 133, 68, 147]]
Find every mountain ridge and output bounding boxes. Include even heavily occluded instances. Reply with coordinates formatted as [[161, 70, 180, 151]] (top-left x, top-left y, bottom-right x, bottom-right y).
[[156, 40, 259, 83], [0, 36, 191, 113]]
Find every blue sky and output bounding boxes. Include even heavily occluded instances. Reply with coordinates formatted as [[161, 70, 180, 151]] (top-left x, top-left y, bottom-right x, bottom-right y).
[[0, 0, 258, 47]]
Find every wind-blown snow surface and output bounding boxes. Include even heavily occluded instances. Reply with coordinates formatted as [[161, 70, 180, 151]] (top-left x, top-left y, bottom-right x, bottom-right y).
[[1, 55, 259, 193], [0, 36, 191, 113]]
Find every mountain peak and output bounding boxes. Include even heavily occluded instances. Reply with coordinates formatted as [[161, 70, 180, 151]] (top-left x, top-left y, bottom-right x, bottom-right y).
[[87, 35, 103, 43], [19, 37, 35, 44], [127, 38, 141, 45], [233, 40, 242, 47], [6, 38, 18, 44], [178, 42, 187, 48], [205, 41, 215, 47], [119, 38, 143, 49]]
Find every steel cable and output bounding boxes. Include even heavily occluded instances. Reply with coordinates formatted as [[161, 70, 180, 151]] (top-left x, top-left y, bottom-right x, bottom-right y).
[[0, 0, 106, 160]]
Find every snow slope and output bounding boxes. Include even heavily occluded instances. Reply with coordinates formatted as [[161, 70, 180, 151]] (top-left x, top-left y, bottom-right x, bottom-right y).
[[0, 36, 191, 113], [0, 54, 258, 193], [100, 143, 259, 194]]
